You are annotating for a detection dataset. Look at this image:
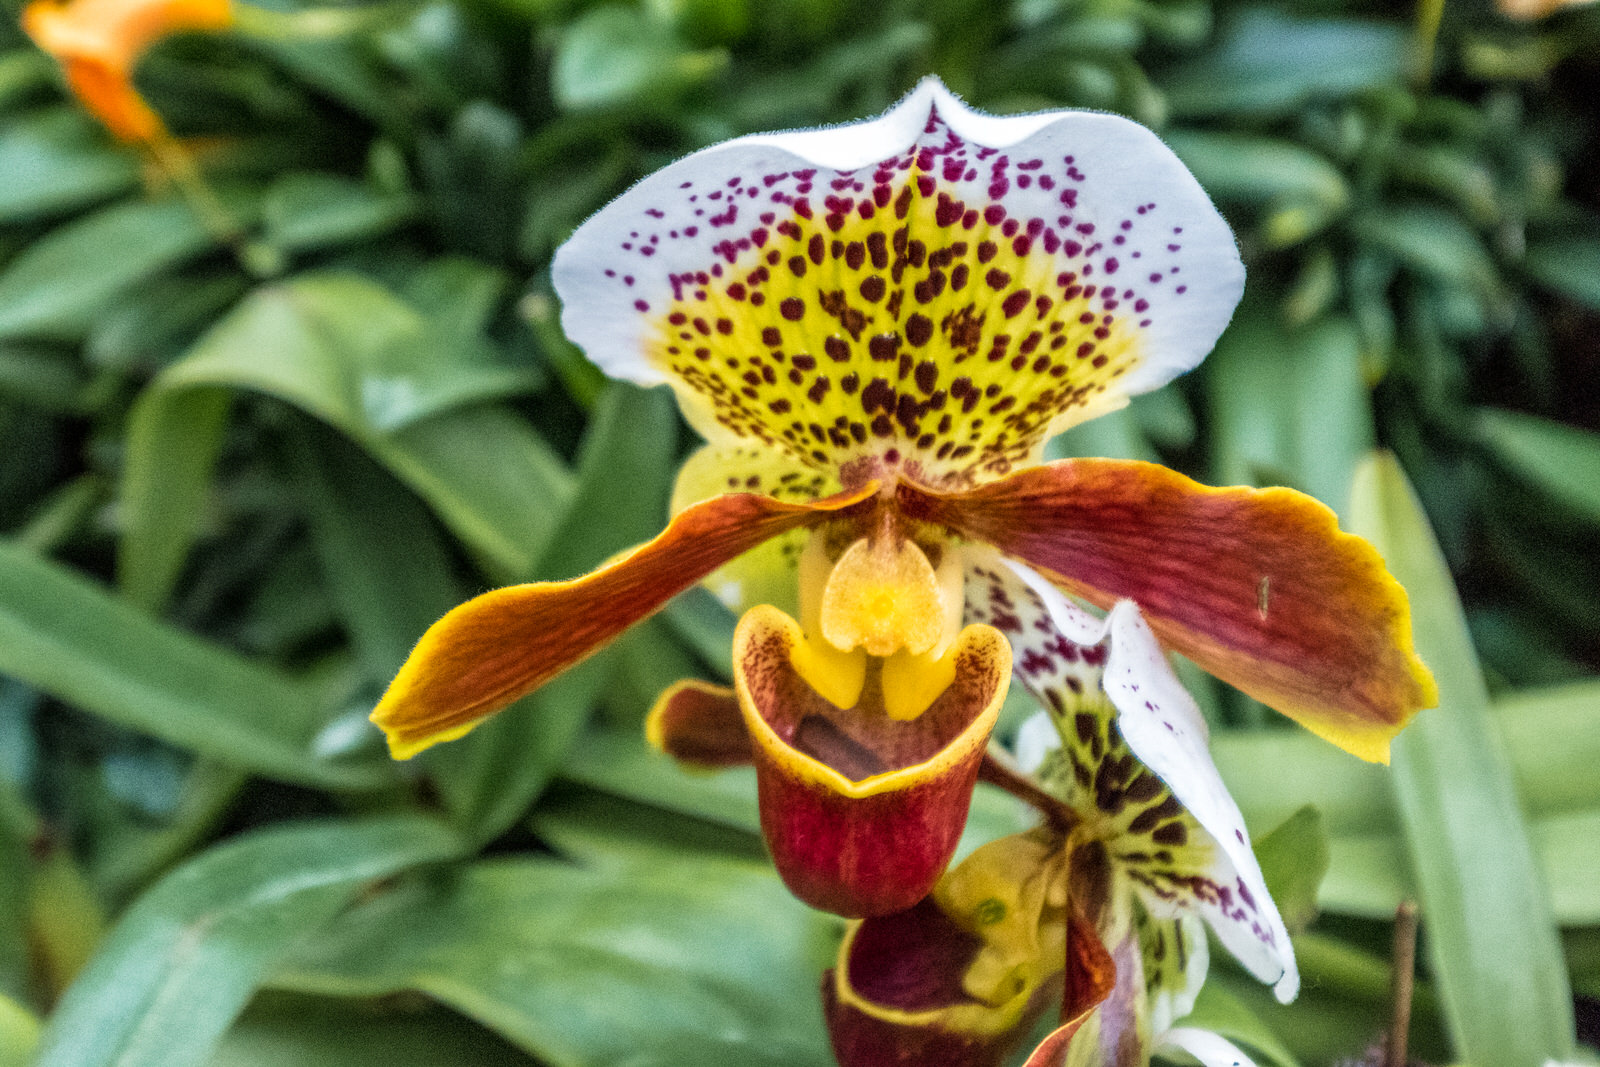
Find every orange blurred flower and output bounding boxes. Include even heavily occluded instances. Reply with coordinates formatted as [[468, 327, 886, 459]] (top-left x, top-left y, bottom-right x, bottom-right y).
[[21, 0, 232, 142]]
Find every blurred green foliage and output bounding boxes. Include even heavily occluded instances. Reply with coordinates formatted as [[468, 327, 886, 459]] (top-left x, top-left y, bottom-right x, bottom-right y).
[[1, 0, 1598, 1062]]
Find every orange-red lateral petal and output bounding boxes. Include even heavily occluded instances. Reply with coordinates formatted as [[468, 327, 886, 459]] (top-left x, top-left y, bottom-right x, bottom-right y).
[[371, 485, 875, 759], [898, 460, 1438, 763]]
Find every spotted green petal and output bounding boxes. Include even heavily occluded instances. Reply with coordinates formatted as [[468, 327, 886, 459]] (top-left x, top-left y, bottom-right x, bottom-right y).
[[965, 552, 1297, 1003]]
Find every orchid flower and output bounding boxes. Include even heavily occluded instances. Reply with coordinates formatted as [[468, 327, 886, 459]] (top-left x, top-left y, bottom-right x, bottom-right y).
[[371, 78, 1436, 917], [22, 0, 232, 144], [818, 551, 1295, 1066]]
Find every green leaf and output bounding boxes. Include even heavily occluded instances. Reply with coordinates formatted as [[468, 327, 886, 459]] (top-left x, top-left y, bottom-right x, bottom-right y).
[[214, 993, 539, 1067], [119, 273, 567, 609], [260, 173, 417, 254], [0, 197, 231, 341], [33, 817, 463, 1067], [0, 108, 140, 223], [1494, 679, 1600, 816], [1476, 407, 1600, 525], [1318, 809, 1600, 927], [1251, 806, 1329, 934], [287, 422, 459, 686], [1348, 453, 1574, 1064], [553, 6, 727, 111], [1523, 235, 1600, 309], [1350, 205, 1501, 301], [1164, 10, 1408, 117], [0, 994, 38, 1067], [0, 785, 33, 1003], [0, 539, 387, 790], [272, 847, 836, 1065], [1163, 131, 1349, 209]]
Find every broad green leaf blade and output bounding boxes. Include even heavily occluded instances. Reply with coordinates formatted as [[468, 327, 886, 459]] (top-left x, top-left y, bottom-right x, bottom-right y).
[[272, 848, 836, 1066], [33, 817, 463, 1067], [214, 993, 539, 1067], [1494, 679, 1600, 815], [1216, 678, 1600, 835], [1164, 131, 1349, 208], [119, 273, 570, 610], [260, 173, 418, 254], [118, 386, 232, 613], [287, 422, 460, 685], [0, 784, 33, 1003], [1348, 453, 1574, 1065], [1163, 10, 1407, 117], [0, 198, 229, 341], [1251, 806, 1329, 934], [0, 994, 37, 1067], [1320, 810, 1600, 926], [1476, 407, 1600, 524], [0, 109, 140, 223], [0, 540, 387, 791], [1522, 236, 1600, 309]]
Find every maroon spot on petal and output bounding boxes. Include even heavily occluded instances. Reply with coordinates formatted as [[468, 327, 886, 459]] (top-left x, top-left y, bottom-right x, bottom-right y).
[[905, 314, 934, 347], [781, 298, 805, 321]]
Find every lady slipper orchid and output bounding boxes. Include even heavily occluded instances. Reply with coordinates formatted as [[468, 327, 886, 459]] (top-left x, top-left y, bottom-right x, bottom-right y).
[[370, 78, 1436, 918], [22, 0, 233, 144], [815, 552, 1297, 1066]]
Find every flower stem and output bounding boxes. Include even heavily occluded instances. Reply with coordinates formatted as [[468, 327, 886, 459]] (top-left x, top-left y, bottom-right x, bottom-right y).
[[1386, 899, 1419, 1067], [979, 750, 1077, 833]]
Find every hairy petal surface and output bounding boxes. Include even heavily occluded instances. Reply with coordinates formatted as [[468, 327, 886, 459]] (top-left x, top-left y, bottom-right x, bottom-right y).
[[966, 554, 1297, 1002], [370, 484, 875, 759], [553, 77, 1241, 485], [906, 459, 1438, 762]]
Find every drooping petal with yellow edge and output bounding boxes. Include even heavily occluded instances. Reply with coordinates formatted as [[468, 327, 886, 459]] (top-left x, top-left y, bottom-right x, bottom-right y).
[[905, 459, 1438, 762], [370, 483, 876, 759], [645, 679, 751, 769], [22, 0, 232, 142], [822, 830, 1076, 1067], [734, 604, 1010, 916], [669, 441, 841, 617], [552, 77, 1242, 488]]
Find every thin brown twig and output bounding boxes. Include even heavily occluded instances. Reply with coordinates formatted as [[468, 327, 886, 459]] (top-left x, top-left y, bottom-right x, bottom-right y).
[[979, 750, 1077, 834], [1387, 899, 1419, 1067]]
